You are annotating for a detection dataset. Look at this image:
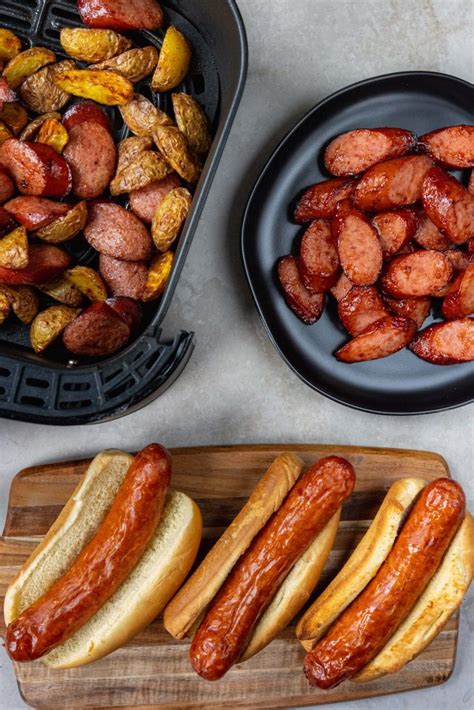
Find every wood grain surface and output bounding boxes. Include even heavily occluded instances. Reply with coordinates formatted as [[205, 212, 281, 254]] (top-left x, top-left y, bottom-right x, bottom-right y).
[[0, 444, 458, 710]]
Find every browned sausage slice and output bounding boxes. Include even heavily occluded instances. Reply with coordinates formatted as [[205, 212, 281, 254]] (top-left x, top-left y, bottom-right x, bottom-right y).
[[413, 211, 451, 251], [63, 301, 131, 356], [330, 272, 353, 302], [338, 286, 389, 336], [335, 316, 417, 362], [332, 200, 382, 285], [63, 122, 117, 199], [381, 250, 453, 298], [444, 249, 471, 273], [419, 125, 474, 169], [372, 209, 417, 259], [62, 101, 112, 134], [299, 219, 340, 293], [278, 255, 325, 324], [324, 128, 416, 176], [129, 173, 181, 223], [0, 166, 14, 204], [353, 155, 433, 211], [84, 203, 153, 261], [0, 245, 70, 285], [100, 253, 148, 299], [294, 178, 355, 223], [410, 317, 474, 364], [106, 296, 142, 331], [4, 197, 70, 230], [422, 167, 474, 245], [383, 294, 432, 329], [1, 138, 72, 197], [78, 0, 164, 30], [441, 265, 474, 319], [0, 206, 15, 237]]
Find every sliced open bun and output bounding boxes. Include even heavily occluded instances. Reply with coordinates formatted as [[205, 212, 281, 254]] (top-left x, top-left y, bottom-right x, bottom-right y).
[[297, 477, 427, 650], [163, 452, 305, 639], [353, 512, 474, 682]]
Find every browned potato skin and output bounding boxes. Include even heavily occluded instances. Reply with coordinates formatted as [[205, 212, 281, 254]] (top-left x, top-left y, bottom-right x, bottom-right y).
[[20, 112, 62, 140], [110, 150, 172, 195], [20, 62, 75, 114], [7, 285, 38, 324], [0, 102, 28, 134], [93, 46, 158, 83], [35, 201, 88, 244], [35, 118, 69, 154], [0, 286, 12, 324], [3, 47, 56, 89], [0, 226, 29, 269], [116, 135, 153, 174], [152, 187, 192, 252], [172, 93, 211, 156], [39, 278, 84, 307], [119, 93, 173, 137], [153, 125, 201, 184], [0, 30, 22, 62], [151, 26, 191, 92], [30, 304, 81, 353], [64, 265, 107, 302], [0, 121, 12, 144], [142, 251, 174, 301], [60, 27, 132, 63], [53, 68, 134, 106]]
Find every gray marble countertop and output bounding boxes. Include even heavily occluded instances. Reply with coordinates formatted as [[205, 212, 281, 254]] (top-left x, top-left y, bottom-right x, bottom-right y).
[[1, 0, 473, 708]]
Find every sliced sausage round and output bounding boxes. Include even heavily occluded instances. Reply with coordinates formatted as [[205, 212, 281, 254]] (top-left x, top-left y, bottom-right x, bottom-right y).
[[413, 211, 451, 251], [0, 167, 14, 205], [422, 167, 474, 245], [330, 272, 353, 302], [294, 177, 355, 223], [410, 317, 474, 365], [353, 155, 433, 211], [299, 219, 340, 293], [106, 296, 142, 330], [1, 138, 72, 197], [381, 250, 454, 298], [0, 206, 15, 237], [62, 301, 131, 357], [324, 128, 416, 176], [78, 0, 164, 30], [383, 294, 432, 329], [372, 209, 417, 259], [332, 200, 383, 285], [85, 203, 153, 261], [0, 245, 70, 285], [336, 316, 417, 363], [338, 286, 389, 336], [62, 101, 112, 134], [419, 125, 474, 169], [63, 121, 117, 199], [129, 173, 181, 223], [442, 265, 474, 319], [100, 254, 148, 300], [4, 197, 70, 230], [277, 255, 325, 324]]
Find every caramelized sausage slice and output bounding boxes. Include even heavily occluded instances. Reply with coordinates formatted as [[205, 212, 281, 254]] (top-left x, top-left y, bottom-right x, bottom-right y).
[[338, 286, 389, 337], [299, 219, 340, 293], [1, 138, 72, 197], [4, 196, 70, 230], [324, 128, 416, 176], [100, 254, 148, 300], [63, 121, 117, 199], [77, 0, 164, 30], [330, 272, 353, 302], [0, 166, 14, 204], [410, 317, 474, 365], [294, 178, 355, 223], [278, 255, 325, 324], [62, 301, 131, 356], [413, 211, 451, 251], [62, 101, 112, 134], [383, 294, 432, 329], [422, 167, 474, 245], [381, 250, 453, 298], [332, 200, 382, 286], [419, 125, 474, 169], [353, 155, 433, 211], [335, 316, 417, 362], [441, 265, 474, 320], [84, 203, 153, 261], [372, 209, 417, 259], [0, 245, 70, 285]]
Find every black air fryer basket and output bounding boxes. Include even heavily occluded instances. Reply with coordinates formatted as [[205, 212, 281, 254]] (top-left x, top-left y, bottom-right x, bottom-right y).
[[0, 0, 248, 425]]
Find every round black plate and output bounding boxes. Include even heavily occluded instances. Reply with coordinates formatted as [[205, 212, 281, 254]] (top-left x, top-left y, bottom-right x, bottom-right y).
[[241, 72, 474, 415]]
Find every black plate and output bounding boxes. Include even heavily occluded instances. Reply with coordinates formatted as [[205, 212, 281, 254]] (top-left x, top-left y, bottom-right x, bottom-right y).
[[241, 72, 474, 415]]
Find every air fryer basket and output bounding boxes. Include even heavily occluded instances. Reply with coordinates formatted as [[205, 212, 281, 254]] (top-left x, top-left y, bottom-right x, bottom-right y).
[[0, 0, 248, 425]]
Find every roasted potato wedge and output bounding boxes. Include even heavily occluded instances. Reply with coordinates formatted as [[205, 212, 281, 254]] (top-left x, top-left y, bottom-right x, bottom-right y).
[[65, 265, 107, 302], [119, 93, 172, 137], [3, 47, 56, 89], [20, 62, 74, 114], [35, 201, 87, 244], [0, 101, 28, 134], [0, 286, 13, 324], [0, 121, 12, 144], [0, 226, 29, 269], [20, 112, 62, 140], [60, 27, 132, 63], [172, 93, 211, 156], [39, 278, 84, 306], [142, 251, 174, 301], [53, 68, 134, 106], [94, 46, 158, 83], [151, 187, 192, 251], [35, 118, 69, 154], [7, 285, 39, 324], [30, 304, 81, 353], [151, 27, 191, 92], [153, 125, 201, 184], [116, 135, 153, 174], [0, 30, 21, 62], [110, 150, 171, 195]]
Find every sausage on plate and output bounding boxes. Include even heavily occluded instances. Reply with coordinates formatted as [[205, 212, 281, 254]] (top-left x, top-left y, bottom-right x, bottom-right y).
[[299, 219, 340, 293], [294, 177, 355, 223], [419, 125, 474, 169], [353, 155, 433, 211], [372, 209, 417, 259], [422, 167, 474, 245], [409, 317, 474, 364], [338, 286, 389, 337], [381, 250, 453, 298], [324, 128, 416, 177], [335, 316, 417, 363], [277, 255, 326, 324], [332, 200, 383, 286]]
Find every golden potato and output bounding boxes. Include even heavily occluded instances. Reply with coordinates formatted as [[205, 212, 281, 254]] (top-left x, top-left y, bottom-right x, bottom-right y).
[[8, 285, 38, 324], [172, 93, 211, 156], [0, 227, 29, 269], [142, 251, 174, 301], [53, 68, 134, 106], [0, 102, 28, 134], [110, 150, 172, 195], [3, 47, 56, 89], [35, 201, 87, 244], [0, 286, 13, 324], [64, 266, 107, 302], [0, 121, 12, 144], [35, 118, 69, 153], [94, 46, 158, 84], [119, 93, 173, 137], [30, 305, 81, 353], [116, 135, 153, 174], [153, 125, 201, 183], [20, 61, 74, 114], [0, 29, 21, 62], [151, 27, 191, 92], [39, 278, 84, 307], [60, 28, 131, 63], [20, 112, 62, 140], [151, 187, 192, 252]]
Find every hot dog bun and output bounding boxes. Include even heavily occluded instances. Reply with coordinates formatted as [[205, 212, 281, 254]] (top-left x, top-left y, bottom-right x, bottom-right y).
[[4, 449, 202, 668], [297, 477, 427, 650]]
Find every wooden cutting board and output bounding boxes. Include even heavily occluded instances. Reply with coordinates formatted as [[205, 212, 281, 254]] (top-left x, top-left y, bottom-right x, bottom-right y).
[[0, 444, 459, 710]]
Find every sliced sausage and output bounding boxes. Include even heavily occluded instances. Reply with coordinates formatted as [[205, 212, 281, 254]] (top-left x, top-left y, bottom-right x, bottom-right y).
[[383, 294, 432, 329], [330, 272, 353, 302], [353, 155, 433, 211], [338, 286, 389, 336], [372, 209, 417, 259], [4, 197, 70, 230], [63, 121, 117, 199], [62, 101, 112, 134], [129, 173, 181, 223], [100, 253, 148, 299], [294, 177, 355, 223], [422, 167, 474, 245], [442, 265, 474, 319], [0, 245, 70, 285], [381, 250, 453, 298], [413, 211, 451, 251], [410, 317, 474, 364], [335, 316, 417, 363], [0, 138, 72, 197], [62, 301, 131, 356], [444, 249, 471, 273], [0, 206, 15, 237], [324, 128, 416, 177], [299, 219, 340, 293], [277, 255, 325, 324], [419, 125, 474, 169], [0, 166, 14, 204], [78, 0, 164, 30], [106, 296, 142, 330], [332, 200, 383, 285], [84, 203, 153, 261]]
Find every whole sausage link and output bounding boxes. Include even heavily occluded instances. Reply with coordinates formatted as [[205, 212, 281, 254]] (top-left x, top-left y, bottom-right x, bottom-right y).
[[190, 456, 356, 681], [304, 478, 465, 689], [6, 443, 172, 662]]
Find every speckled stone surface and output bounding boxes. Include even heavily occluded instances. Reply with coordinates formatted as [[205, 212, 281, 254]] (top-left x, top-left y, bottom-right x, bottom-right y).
[[0, 0, 472, 707]]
